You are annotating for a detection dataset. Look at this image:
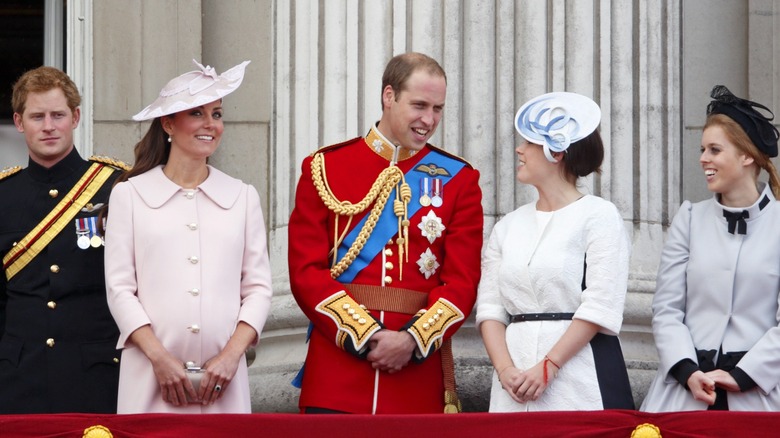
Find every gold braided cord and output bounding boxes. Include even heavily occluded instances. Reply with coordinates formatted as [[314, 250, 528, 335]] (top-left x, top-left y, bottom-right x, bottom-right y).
[[329, 215, 354, 267], [310, 152, 408, 279], [312, 152, 398, 216]]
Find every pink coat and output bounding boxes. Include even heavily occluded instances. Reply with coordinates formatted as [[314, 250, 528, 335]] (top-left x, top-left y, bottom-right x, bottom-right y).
[[105, 165, 272, 413]]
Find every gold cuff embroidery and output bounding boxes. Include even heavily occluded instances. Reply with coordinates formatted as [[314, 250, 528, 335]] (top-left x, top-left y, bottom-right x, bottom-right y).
[[408, 298, 464, 358], [316, 291, 381, 352]]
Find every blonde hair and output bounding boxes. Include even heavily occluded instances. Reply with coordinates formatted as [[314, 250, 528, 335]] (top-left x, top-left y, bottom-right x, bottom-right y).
[[704, 114, 780, 198]]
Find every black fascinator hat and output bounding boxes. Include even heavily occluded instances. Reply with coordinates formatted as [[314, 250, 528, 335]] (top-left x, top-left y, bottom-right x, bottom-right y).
[[707, 85, 779, 157]]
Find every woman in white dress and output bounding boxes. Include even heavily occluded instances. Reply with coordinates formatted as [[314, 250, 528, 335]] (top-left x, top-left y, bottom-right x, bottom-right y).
[[476, 92, 634, 412], [641, 85, 780, 412]]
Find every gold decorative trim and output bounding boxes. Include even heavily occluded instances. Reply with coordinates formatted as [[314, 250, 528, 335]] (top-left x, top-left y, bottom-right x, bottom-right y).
[[364, 126, 418, 162], [89, 155, 132, 171], [0, 165, 22, 181], [83, 425, 113, 438], [408, 298, 464, 358], [310, 152, 411, 279], [316, 291, 381, 352], [631, 423, 662, 438]]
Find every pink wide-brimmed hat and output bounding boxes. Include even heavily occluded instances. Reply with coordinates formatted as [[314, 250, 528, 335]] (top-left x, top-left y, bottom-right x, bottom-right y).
[[132, 59, 250, 121]]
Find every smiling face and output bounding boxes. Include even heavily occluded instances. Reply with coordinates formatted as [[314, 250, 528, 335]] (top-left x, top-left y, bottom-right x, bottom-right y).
[[700, 124, 756, 197], [14, 88, 79, 168], [162, 100, 224, 161], [515, 139, 560, 186], [377, 70, 446, 151]]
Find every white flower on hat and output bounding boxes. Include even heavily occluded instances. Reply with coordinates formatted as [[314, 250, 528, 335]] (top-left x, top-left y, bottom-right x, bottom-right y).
[[133, 59, 250, 121], [514, 92, 601, 163]]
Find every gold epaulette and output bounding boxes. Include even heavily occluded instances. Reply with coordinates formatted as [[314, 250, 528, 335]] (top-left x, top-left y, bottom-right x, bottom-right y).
[[309, 137, 363, 157], [89, 155, 132, 171], [427, 144, 474, 169], [0, 165, 22, 182]]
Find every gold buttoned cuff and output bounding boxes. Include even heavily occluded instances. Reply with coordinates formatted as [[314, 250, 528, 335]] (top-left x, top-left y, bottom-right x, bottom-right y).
[[316, 291, 381, 352], [408, 298, 464, 358]]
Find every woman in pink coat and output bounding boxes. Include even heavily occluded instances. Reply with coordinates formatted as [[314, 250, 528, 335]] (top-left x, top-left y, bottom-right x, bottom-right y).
[[104, 60, 273, 413]]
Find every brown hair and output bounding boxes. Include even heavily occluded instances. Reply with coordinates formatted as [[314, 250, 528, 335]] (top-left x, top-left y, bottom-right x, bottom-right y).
[[99, 118, 170, 233], [12, 66, 81, 115], [380, 52, 446, 111], [560, 130, 604, 183], [704, 113, 780, 198], [115, 118, 171, 185]]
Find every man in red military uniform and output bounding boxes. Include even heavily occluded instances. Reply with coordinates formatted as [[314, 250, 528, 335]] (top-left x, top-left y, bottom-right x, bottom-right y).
[[289, 52, 483, 414]]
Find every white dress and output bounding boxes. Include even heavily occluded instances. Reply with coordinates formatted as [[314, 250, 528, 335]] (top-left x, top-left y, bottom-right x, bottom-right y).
[[476, 195, 632, 412]]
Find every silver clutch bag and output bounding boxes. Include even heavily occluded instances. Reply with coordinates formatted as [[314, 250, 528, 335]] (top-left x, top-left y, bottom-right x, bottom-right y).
[[185, 365, 205, 402]]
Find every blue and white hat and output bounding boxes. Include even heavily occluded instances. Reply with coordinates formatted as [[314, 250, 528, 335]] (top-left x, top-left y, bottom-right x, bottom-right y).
[[514, 92, 601, 162]]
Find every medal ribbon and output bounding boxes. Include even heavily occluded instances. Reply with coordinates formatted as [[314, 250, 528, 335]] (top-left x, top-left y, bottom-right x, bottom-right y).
[[433, 178, 442, 197], [335, 149, 466, 283], [3, 163, 115, 280]]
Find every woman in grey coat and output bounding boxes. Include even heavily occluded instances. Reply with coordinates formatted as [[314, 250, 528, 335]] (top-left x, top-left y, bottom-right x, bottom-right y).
[[641, 85, 780, 411]]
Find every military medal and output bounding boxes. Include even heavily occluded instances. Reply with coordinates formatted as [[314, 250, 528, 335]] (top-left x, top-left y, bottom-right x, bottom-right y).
[[419, 178, 432, 207], [418, 210, 446, 244], [75, 218, 91, 249], [431, 178, 443, 207], [77, 235, 90, 249], [90, 235, 103, 248], [75, 216, 104, 249], [416, 248, 440, 279]]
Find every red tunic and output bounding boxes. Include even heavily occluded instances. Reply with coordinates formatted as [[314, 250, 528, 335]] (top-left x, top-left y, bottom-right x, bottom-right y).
[[289, 127, 483, 414]]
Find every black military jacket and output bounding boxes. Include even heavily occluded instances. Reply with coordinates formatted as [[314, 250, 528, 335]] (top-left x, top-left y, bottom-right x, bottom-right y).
[[0, 148, 121, 413]]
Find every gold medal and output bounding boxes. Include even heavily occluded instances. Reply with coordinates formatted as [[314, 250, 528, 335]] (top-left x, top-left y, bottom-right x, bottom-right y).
[[419, 178, 432, 207], [90, 235, 103, 248]]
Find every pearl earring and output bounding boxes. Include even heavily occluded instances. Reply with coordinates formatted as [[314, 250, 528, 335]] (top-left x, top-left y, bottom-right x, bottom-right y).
[[168, 136, 172, 143]]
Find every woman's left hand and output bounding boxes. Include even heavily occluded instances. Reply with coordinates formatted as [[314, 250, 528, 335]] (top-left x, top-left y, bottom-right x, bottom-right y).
[[199, 350, 242, 405]]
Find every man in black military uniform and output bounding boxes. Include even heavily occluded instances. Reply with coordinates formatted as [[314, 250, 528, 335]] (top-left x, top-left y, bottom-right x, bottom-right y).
[[0, 66, 125, 413]]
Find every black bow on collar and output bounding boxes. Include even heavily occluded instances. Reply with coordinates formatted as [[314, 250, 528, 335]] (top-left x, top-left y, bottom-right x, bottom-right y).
[[723, 209, 749, 235]]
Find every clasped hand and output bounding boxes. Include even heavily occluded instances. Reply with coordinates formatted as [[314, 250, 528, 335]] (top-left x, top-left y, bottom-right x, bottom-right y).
[[152, 350, 240, 407], [687, 369, 740, 406], [500, 361, 556, 404], [366, 329, 416, 373]]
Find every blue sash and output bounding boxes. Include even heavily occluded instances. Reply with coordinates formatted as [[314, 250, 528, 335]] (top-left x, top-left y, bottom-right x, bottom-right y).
[[335, 149, 466, 283]]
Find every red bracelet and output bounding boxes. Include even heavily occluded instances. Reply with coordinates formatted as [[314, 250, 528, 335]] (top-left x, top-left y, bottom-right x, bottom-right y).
[[543, 355, 561, 386]]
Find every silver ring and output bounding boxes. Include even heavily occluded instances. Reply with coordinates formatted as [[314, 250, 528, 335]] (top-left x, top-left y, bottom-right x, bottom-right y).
[[214, 384, 222, 392]]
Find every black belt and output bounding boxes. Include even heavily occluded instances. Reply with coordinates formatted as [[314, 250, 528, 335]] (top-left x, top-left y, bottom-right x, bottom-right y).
[[509, 313, 575, 323]]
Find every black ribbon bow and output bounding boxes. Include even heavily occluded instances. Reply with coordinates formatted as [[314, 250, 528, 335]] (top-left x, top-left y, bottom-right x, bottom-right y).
[[723, 209, 749, 235]]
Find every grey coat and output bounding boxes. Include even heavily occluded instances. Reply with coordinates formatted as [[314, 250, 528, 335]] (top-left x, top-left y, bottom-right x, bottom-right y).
[[642, 183, 780, 412]]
